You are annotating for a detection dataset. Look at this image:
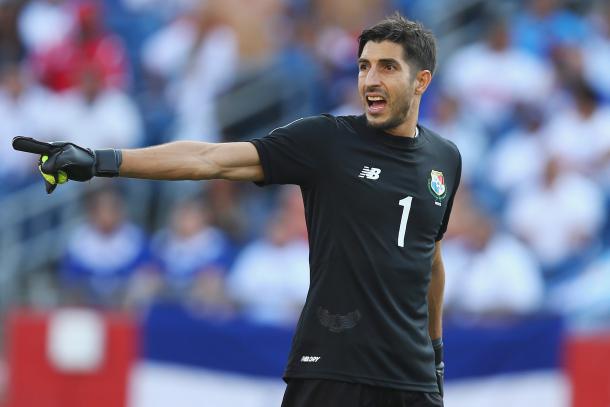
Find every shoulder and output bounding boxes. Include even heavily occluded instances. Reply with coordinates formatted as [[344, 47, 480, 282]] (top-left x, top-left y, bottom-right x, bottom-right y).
[[420, 124, 461, 161], [271, 114, 338, 134], [271, 114, 365, 135]]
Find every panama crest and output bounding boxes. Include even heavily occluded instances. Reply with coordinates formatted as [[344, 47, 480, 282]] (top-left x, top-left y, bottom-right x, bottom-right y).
[[428, 170, 447, 201]]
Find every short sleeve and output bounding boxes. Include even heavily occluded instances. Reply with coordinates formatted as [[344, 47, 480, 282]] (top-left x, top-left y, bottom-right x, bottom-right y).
[[249, 115, 334, 186], [435, 150, 462, 241]]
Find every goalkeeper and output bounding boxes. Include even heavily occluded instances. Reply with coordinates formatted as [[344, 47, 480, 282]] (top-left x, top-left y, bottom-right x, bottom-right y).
[[14, 13, 458, 407]]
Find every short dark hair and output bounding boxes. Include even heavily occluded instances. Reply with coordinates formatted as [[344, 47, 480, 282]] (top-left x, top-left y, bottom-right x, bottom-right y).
[[358, 13, 437, 75], [570, 77, 599, 106]]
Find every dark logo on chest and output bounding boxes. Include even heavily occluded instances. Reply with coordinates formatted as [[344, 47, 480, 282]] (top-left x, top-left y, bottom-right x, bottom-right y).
[[317, 307, 361, 333]]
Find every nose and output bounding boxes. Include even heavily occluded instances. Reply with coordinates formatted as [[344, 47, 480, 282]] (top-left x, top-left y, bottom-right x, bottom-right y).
[[364, 66, 381, 87]]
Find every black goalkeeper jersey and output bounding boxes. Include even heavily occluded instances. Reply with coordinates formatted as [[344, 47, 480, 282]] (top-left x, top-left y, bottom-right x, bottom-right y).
[[250, 114, 461, 392]]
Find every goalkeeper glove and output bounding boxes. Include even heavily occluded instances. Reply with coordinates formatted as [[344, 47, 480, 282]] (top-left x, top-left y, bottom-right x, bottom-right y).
[[12, 136, 122, 194]]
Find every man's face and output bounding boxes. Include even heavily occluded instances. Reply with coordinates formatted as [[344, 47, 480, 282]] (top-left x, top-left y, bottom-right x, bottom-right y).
[[358, 40, 417, 131], [89, 192, 123, 234]]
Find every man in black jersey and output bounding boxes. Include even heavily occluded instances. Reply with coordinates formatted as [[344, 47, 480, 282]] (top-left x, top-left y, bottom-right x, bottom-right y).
[[14, 13, 459, 407]]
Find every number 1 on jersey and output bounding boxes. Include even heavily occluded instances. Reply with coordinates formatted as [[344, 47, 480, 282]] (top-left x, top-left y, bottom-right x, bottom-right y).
[[397, 196, 413, 247]]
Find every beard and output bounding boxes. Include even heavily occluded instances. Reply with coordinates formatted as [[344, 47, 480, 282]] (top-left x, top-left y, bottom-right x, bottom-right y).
[[365, 94, 412, 132]]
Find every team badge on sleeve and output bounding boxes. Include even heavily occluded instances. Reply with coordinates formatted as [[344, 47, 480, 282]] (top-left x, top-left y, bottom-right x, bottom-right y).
[[428, 170, 447, 203]]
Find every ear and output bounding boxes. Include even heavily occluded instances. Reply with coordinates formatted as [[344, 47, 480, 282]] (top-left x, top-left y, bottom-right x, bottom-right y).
[[414, 70, 432, 95]]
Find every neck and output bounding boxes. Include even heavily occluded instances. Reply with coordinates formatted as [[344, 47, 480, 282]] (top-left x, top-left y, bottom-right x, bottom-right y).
[[385, 99, 420, 138]]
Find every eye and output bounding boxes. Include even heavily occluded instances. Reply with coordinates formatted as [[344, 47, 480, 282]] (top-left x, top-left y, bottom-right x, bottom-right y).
[[384, 64, 396, 71], [358, 63, 369, 71]]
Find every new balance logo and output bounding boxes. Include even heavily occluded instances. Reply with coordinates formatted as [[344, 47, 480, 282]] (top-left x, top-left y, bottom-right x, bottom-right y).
[[359, 166, 381, 180], [301, 356, 321, 363]]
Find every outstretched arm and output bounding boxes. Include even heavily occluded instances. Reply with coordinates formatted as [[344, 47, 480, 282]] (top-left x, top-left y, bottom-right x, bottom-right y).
[[120, 141, 263, 181], [12, 137, 264, 193]]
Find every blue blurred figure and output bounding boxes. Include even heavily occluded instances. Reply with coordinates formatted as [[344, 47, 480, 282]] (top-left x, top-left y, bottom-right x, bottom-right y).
[[61, 186, 154, 307], [152, 198, 236, 314], [512, 0, 589, 58]]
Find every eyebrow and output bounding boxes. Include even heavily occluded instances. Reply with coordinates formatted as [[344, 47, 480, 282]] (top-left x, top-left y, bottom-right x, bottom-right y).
[[357, 58, 400, 65], [378, 58, 400, 65]]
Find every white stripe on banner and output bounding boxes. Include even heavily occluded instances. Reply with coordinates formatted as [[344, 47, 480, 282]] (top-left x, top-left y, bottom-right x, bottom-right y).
[[129, 363, 570, 407], [444, 370, 570, 407], [128, 362, 286, 407]]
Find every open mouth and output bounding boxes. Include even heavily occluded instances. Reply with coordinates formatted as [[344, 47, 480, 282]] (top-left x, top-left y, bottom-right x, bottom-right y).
[[366, 95, 387, 114]]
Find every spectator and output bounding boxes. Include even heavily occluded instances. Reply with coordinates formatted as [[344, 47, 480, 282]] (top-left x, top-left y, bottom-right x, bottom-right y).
[[277, 184, 308, 241], [0, 63, 54, 191], [548, 250, 610, 326], [152, 198, 235, 314], [424, 92, 488, 183], [215, 0, 309, 140], [583, 2, 610, 101], [227, 187, 309, 325], [136, 68, 174, 145], [442, 184, 479, 241], [61, 187, 154, 307], [141, 1, 238, 142], [549, 44, 590, 109], [227, 213, 309, 325], [121, 0, 195, 18], [205, 180, 249, 243], [313, 0, 386, 74], [273, 10, 325, 116], [543, 78, 610, 183], [313, 0, 387, 109], [442, 16, 554, 135], [33, 1, 129, 92], [48, 63, 143, 149], [331, 82, 362, 116], [2, 0, 609, 332], [0, 0, 25, 64], [512, 0, 589, 58], [485, 104, 547, 196], [443, 195, 544, 315], [505, 158, 606, 278], [18, 0, 73, 54]]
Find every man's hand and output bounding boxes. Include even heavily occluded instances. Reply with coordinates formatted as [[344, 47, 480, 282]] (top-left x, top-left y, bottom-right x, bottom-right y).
[[39, 155, 68, 193], [433, 338, 444, 397], [12, 137, 121, 194]]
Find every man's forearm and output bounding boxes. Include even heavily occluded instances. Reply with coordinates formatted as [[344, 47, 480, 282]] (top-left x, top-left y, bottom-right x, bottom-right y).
[[119, 141, 263, 181], [428, 242, 445, 340], [119, 141, 220, 180]]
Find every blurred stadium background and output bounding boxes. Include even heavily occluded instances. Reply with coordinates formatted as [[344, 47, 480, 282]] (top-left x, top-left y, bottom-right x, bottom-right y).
[[1, 0, 609, 406]]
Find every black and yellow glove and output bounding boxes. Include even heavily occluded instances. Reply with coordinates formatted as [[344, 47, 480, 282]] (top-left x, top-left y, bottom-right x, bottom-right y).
[[12, 136, 122, 194], [432, 338, 444, 397]]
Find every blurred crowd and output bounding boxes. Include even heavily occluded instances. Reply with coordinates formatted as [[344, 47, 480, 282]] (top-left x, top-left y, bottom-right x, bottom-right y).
[[1, 0, 610, 328]]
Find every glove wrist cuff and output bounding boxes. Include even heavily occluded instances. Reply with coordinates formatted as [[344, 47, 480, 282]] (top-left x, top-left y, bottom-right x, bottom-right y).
[[94, 149, 122, 177]]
